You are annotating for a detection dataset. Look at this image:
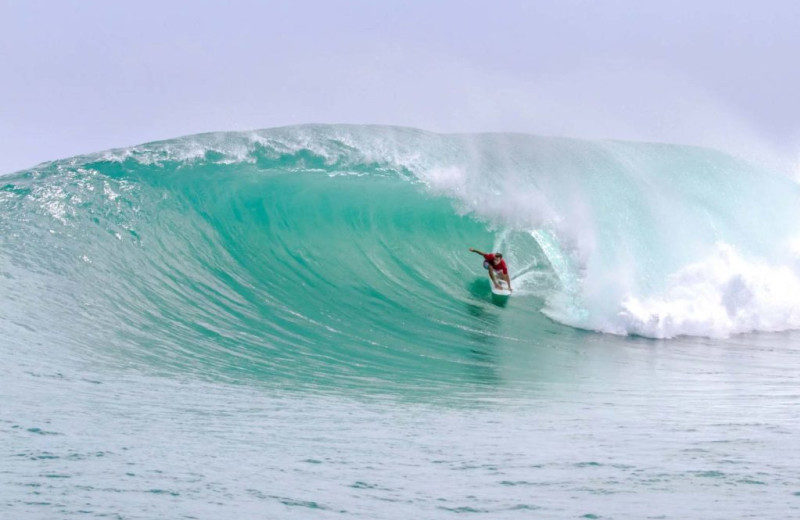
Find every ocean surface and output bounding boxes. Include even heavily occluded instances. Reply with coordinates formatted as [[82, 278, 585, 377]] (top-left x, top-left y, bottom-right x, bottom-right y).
[[2, 124, 800, 519]]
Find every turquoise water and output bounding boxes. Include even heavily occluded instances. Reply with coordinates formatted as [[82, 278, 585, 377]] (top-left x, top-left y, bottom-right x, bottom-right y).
[[2, 125, 800, 518]]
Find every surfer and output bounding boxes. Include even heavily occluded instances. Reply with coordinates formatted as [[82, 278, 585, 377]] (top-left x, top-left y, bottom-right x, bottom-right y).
[[468, 248, 512, 292]]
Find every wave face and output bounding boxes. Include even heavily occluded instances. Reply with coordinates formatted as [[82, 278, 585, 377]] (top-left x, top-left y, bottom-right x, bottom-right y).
[[2, 124, 799, 382]]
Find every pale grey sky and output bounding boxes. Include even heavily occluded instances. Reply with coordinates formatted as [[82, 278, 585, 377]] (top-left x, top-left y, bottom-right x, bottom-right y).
[[1, 0, 798, 174]]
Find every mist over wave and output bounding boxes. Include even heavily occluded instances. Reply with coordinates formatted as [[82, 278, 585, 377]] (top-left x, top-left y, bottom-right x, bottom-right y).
[[2, 124, 799, 356]]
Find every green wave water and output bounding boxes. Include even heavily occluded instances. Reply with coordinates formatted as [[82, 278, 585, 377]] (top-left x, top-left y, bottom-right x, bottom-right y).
[[0, 127, 551, 391], [3, 125, 800, 519], [3, 125, 798, 358]]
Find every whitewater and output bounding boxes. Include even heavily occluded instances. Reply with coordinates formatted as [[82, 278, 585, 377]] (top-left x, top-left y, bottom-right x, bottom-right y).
[[3, 125, 800, 519]]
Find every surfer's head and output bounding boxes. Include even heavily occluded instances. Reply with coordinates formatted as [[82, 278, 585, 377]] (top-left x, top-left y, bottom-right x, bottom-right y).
[[494, 253, 503, 263]]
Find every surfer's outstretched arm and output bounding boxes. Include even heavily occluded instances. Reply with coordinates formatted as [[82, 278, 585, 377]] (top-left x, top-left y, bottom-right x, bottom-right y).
[[469, 248, 486, 256]]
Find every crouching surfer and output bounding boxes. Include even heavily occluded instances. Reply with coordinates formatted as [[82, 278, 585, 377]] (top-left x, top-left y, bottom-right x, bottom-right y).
[[468, 248, 512, 292]]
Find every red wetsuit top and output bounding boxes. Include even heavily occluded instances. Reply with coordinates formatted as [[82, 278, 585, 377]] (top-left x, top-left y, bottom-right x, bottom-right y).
[[483, 254, 508, 275]]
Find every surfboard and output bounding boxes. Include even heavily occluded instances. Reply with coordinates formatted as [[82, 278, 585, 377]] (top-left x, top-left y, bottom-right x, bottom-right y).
[[490, 277, 512, 297]]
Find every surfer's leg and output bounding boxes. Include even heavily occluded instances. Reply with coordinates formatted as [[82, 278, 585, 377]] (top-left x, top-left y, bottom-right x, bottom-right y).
[[488, 268, 500, 288]]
